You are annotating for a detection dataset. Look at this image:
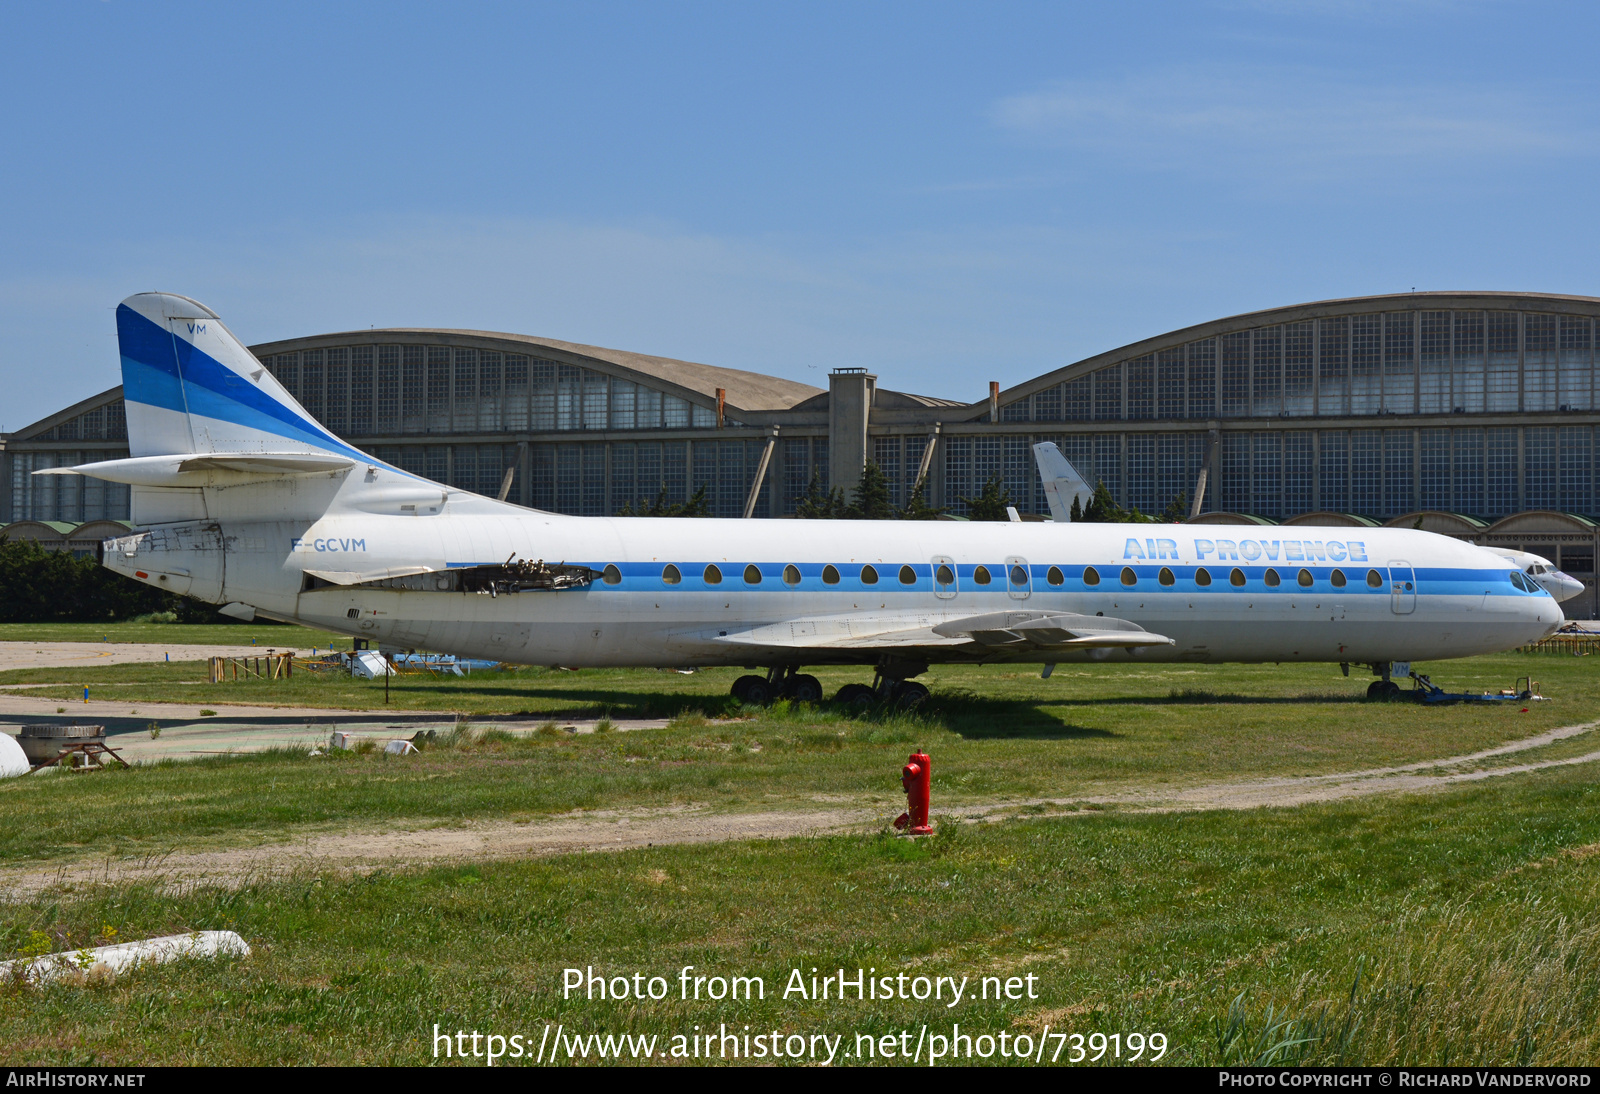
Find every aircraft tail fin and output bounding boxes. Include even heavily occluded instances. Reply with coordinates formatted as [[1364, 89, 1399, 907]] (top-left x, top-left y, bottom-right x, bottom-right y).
[[1032, 441, 1093, 522], [116, 292, 363, 463]]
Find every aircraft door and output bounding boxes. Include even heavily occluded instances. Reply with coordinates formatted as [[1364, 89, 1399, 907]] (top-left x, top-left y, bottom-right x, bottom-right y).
[[1389, 561, 1416, 614], [1005, 556, 1032, 600], [932, 555, 958, 599]]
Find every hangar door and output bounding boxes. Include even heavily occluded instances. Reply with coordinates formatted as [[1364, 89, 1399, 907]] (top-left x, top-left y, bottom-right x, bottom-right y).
[[1388, 561, 1416, 615]]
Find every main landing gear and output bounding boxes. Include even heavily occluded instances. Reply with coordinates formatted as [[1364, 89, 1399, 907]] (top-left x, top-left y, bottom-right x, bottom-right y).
[[731, 666, 823, 705], [836, 662, 931, 710], [729, 662, 931, 709]]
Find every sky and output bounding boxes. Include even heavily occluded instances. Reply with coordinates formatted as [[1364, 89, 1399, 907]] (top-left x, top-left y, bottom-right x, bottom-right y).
[[3, 0, 1600, 428]]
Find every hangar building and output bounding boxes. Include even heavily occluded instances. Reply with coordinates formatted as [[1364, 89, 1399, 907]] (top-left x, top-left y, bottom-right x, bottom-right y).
[[5, 291, 1600, 615]]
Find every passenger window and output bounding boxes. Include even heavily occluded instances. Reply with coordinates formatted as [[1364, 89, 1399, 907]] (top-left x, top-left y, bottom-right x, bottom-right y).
[[744, 564, 762, 585], [703, 564, 722, 585], [1083, 566, 1100, 586], [1046, 566, 1064, 586], [783, 564, 801, 586], [899, 565, 917, 585], [973, 565, 992, 585], [662, 564, 681, 585], [861, 565, 879, 585], [1195, 567, 1211, 587], [1331, 569, 1346, 588], [602, 564, 622, 585], [822, 564, 840, 585], [1158, 567, 1174, 587], [935, 564, 954, 585], [1366, 569, 1383, 588], [1297, 568, 1313, 587], [1010, 565, 1029, 586], [1264, 569, 1280, 587], [1229, 568, 1246, 587], [1120, 566, 1137, 586]]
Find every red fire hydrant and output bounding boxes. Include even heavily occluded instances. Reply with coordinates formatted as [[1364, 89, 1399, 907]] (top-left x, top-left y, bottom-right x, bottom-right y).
[[894, 750, 934, 836]]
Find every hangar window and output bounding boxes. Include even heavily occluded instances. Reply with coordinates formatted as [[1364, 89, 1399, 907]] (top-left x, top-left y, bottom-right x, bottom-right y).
[[861, 565, 879, 585], [1046, 566, 1064, 586], [1120, 567, 1137, 586], [703, 564, 723, 585], [783, 564, 801, 586], [1331, 569, 1347, 588], [1158, 567, 1175, 587], [1264, 569, 1281, 587], [899, 565, 918, 585], [1297, 568, 1313, 587], [602, 564, 622, 585], [1366, 569, 1383, 588], [744, 565, 762, 585], [973, 565, 992, 585], [662, 564, 681, 585], [1230, 568, 1246, 587], [822, 564, 840, 585], [1083, 566, 1100, 586], [1195, 568, 1212, 587]]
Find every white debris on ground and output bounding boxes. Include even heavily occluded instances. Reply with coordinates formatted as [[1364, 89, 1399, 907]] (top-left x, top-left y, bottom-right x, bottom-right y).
[[0, 733, 28, 779], [0, 930, 251, 985]]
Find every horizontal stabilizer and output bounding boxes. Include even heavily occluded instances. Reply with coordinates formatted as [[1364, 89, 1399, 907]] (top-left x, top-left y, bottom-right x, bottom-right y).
[[34, 453, 354, 487]]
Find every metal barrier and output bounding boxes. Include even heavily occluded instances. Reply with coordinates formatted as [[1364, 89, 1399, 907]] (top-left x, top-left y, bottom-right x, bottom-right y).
[[1517, 632, 1600, 655]]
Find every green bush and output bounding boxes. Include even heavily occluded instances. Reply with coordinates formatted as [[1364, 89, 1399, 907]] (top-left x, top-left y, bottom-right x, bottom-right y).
[[0, 536, 223, 623]]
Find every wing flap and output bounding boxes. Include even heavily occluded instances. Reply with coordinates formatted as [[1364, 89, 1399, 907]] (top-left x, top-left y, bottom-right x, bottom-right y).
[[933, 610, 1174, 649]]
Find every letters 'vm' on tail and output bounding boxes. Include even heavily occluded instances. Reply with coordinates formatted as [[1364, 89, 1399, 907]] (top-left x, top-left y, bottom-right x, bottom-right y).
[[35, 293, 1565, 706]]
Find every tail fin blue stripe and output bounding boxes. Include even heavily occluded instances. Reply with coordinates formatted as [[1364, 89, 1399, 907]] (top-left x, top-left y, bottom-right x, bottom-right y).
[[116, 303, 370, 464]]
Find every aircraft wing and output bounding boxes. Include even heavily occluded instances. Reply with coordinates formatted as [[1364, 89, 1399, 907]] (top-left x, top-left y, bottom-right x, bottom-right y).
[[693, 609, 1172, 654]]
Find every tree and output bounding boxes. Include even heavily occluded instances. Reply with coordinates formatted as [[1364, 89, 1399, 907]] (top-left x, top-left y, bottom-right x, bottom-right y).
[[896, 478, 944, 521], [959, 473, 1014, 522], [842, 460, 894, 520], [1160, 490, 1189, 524], [795, 470, 849, 519], [616, 484, 712, 517], [0, 536, 233, 623]]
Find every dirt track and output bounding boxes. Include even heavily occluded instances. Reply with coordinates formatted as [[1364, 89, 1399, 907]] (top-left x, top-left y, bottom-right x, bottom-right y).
[[3, 719, 1596, 899]]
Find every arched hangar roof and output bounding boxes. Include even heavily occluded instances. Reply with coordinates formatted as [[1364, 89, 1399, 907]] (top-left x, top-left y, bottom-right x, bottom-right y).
[[250, 328, 825, 415], [983, 291, 1600, 417]]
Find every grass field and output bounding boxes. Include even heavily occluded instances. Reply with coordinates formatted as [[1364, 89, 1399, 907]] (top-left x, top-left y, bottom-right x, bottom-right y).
[[2, 766, 1599, 1065], [0, 621, 349, 648], [1, 646, 1598, 1065], [0, 653, 1591, 867]]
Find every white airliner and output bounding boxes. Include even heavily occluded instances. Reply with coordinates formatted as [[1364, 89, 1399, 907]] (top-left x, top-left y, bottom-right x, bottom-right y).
[[1484, 548, 1586, 603], [41, 293, 1562, 705]]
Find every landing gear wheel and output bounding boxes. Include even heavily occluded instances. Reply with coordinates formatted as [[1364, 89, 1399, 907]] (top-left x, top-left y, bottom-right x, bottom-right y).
[[835, 683, 876, 708], [781, 674, 823, 702], [889, 681, 930, 708], [732, 674, 769, 704], [1367, 679, 1402, 701]]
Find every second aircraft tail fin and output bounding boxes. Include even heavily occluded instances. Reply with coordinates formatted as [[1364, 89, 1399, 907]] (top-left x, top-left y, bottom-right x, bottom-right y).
[[1032, 441, 1093, 522]]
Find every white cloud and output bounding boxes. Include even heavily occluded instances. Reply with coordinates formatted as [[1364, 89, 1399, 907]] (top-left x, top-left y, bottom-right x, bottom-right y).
[[992, 68, 1591, 181]]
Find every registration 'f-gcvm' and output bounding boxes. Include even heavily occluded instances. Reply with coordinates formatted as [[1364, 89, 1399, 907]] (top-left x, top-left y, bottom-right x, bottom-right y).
[[43, 293, 1563, 706]]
